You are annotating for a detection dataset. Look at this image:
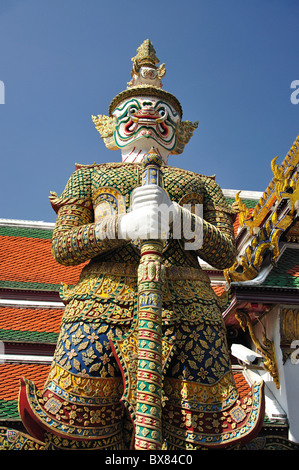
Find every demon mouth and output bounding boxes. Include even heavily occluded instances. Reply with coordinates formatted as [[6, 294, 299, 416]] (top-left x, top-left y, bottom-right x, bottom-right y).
[[124, 107, 169, 136]]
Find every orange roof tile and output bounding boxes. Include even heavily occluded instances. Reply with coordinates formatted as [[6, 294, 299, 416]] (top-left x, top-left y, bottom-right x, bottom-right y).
[[287, 264, 299, 277], [0, 235, 83, 287], [0, 307, 63, 334], [233, 213, 241, 237], [211, 285, 226, 296], [0, 363, 50, 401]]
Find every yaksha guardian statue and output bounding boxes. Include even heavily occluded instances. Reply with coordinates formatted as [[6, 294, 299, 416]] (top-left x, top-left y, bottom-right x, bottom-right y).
[[19, 40, 265, 450]]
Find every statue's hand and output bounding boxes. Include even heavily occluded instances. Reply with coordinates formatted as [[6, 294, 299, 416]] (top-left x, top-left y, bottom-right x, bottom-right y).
[[118, 185, 180, 240]]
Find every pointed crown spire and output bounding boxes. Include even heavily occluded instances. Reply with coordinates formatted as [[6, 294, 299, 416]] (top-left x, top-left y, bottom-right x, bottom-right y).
[[128, 39, 166, 89], [109, 40, 182, 117], [131, 39, 160, 69]]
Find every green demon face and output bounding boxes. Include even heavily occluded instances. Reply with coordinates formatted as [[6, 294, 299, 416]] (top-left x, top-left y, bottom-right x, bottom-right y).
[[112, 96, 180, 161]]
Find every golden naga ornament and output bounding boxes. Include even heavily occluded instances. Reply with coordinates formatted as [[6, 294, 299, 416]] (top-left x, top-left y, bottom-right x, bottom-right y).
[[225, 136, 299, 284], [235, 311, 280, 389]]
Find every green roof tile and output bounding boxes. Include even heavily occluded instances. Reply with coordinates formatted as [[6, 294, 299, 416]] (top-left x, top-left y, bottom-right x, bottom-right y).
[[225, 197, 259, 209], [0, 399, 20, 421], [0, 280, 61, 292], [0, 226, 53, 240], [0, 329, 58, 344], [261, 248, 299, 288]]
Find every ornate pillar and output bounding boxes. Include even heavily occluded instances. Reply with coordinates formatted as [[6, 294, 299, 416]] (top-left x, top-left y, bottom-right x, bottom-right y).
[[135, 150, 164, 450]]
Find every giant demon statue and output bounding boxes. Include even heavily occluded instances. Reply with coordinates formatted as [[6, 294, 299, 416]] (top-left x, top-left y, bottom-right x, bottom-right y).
[[19, 40, 264, 450]]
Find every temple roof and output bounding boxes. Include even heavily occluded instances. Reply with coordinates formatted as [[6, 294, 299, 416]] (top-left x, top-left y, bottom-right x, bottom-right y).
[[225, 135, 299, 286], [0, 364, 50, 422], [0, 306, 62, 344], [260, 247, 299, 289], [0, 223, 83, 293]]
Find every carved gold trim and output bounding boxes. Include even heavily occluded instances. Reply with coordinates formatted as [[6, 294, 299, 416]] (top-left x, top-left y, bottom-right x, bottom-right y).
[[91, 114, 118, 150], [172, 120, 199, 155], [235, 310, 280, 389], [237, 136, 299, 231], [280, 308, 299, 363], [225, 135, 299, 283], [234, 191, 250, 227]]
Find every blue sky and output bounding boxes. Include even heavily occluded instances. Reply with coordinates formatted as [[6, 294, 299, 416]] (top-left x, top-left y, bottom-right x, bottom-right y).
[[0, 0, 298, 223]]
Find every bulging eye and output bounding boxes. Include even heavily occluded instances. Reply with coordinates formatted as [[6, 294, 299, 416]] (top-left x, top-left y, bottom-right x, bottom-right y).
[[157, 107, 168, 122], [128, 106, 138, 116]]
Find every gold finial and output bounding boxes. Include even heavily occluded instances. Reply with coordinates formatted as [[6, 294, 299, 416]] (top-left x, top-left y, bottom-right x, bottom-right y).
[[128, 39, 166, 88], [131, 39, 160, 69], [109, 40, 182, 118], [234, 191, 250, 227]]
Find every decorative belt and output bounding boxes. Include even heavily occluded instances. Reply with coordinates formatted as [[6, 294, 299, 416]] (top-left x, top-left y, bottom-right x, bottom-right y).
[[80, 262, 211, 283]]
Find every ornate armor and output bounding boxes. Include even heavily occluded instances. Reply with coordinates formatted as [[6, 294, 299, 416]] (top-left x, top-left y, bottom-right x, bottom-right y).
[[19, 161, 264, 449]]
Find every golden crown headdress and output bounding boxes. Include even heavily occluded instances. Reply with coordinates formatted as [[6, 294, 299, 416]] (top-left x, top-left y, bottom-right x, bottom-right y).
[[92, 40, 198, 153]]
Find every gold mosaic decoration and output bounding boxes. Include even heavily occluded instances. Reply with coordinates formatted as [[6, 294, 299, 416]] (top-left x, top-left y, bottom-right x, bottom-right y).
[[225, 136, 299, 283]]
